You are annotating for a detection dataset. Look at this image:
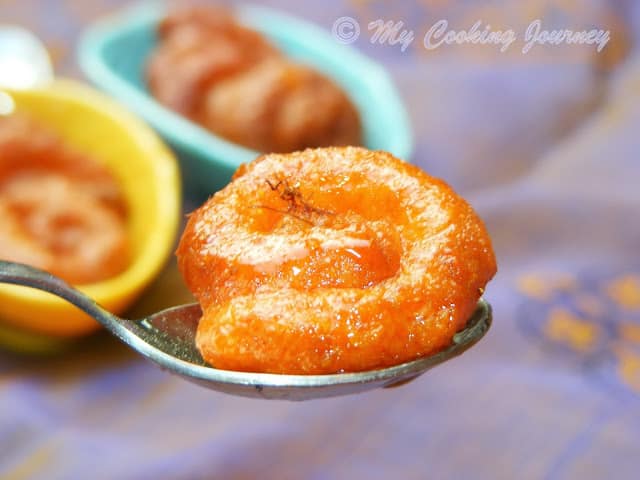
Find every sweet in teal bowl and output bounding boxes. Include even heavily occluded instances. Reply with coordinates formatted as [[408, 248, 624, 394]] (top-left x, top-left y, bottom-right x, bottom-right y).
[[78, 2, 413, 198]]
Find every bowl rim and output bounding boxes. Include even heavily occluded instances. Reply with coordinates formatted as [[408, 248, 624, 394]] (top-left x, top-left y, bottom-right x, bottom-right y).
[[0, 78, 181, 310], [77, 2, 414, 167]]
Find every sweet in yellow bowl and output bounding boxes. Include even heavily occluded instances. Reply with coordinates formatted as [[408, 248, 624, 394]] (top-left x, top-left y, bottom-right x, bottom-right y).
[[0, 79, 181, 344]]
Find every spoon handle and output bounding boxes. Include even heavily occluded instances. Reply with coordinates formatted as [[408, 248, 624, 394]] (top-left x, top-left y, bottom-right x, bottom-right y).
[[0, 260, 121, 329]]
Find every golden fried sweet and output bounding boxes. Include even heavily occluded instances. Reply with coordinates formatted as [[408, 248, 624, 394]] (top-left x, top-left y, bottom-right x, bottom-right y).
[[177, 147, 496, 374], [147, 7, 362, 153], [0, 115, 129, 284], [147, 7, 280, 117]]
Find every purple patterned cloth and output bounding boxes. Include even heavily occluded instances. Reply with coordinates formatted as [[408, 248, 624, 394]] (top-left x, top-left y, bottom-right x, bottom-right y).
[[1, 1, 639, 478]]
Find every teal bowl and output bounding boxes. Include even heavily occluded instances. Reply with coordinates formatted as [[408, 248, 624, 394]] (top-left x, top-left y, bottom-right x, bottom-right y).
[[78, 2, 413, 198]]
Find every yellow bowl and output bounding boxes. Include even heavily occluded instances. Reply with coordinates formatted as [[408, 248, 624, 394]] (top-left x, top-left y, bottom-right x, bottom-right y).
[[0, 79, 181, 339]]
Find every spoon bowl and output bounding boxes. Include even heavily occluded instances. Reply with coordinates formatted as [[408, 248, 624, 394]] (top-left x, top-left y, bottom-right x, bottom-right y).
[[0, 261, 491, 400]]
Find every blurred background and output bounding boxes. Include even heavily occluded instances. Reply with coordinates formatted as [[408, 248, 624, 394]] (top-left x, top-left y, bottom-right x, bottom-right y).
[[1, 1, 639, 479]]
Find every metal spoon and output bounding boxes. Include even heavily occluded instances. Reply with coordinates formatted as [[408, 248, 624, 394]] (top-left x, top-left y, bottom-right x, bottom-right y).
[[0, 261, 492, 400]]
